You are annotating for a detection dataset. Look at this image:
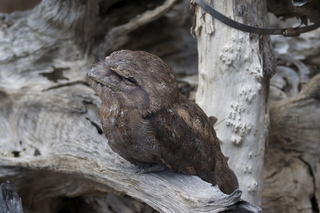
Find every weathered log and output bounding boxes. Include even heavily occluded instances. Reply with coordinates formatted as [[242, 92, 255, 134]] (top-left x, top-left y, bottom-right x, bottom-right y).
[[0, 82, 260, 212], [0, 181, 23, 213], [263, 73, 320, 212], [267, 0, 320, 22], [95, 0, 179, 56], [0, 0, 261, 212]]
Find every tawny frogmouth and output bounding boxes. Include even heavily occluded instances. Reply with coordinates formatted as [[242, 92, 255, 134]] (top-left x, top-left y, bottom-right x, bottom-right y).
[[87, 50, 238, 194]]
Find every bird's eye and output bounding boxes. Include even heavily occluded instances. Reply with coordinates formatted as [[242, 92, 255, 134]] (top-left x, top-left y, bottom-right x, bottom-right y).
[[123, 77, 137, 85]]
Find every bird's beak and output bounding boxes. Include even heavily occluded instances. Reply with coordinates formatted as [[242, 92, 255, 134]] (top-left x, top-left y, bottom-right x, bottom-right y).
[[86, 68, 121, 91]]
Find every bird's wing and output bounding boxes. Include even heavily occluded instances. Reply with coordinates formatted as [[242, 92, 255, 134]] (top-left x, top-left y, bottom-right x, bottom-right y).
[[147, 95, 221, 178], [147, 96, 239, 194]]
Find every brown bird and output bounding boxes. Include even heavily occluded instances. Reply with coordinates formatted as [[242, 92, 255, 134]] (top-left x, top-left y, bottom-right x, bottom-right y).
[[86, 50, 238, 194]]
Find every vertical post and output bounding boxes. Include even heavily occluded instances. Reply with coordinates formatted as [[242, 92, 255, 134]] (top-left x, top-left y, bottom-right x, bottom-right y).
[[192, 0, 274, 205]]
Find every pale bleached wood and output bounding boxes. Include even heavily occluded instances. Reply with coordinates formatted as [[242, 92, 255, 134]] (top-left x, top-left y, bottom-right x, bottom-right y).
[[192, 0, 274, 205], [265, 23, 320, 211], [0, 84, 260, 213], [0, 0, 261, 212], [95, 0, 179, 57], [262, 148, 314, 213], [263, 74, 320, 212], [0, 181, 23, 213]]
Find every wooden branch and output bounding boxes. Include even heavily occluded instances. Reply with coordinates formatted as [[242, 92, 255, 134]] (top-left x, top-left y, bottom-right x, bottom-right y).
[[263, 74, 320, 211], [262, 147, 315, 212], [267, 0, 320, 22], [270, 73, 320, 154], [0, 0, 261, 212], [95, 0, 179, 56], [0, 181, 23, 213], [0, 83, 261, 212]]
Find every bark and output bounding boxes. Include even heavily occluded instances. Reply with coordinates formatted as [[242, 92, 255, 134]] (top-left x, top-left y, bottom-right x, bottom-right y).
[[0, 0, 261, 212], [192, 0, 274, 206]]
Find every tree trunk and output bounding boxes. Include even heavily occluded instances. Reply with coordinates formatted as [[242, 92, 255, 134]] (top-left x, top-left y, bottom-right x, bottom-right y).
[[192, 0, 274, 205]]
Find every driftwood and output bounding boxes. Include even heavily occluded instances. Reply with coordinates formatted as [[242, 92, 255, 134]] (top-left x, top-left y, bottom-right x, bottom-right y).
[[261, 16, 320, 211], [0, 181, 23, 213], [0, 0, 261, 212], [267, 0, 320, 22], [262, 73, 320, 212], [1, 0, 318, 212]]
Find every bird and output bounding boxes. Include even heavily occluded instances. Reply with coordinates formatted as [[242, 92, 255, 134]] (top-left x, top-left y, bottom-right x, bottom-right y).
[[86, 50, 238, 194]]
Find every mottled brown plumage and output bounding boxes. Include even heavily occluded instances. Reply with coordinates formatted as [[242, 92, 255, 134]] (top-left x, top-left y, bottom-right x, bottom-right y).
[[86, 50, 238, 194]]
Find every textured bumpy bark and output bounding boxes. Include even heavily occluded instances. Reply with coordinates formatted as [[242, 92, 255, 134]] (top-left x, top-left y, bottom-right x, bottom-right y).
[[0, 0, 261, 212], [192, 0, 274, 206]]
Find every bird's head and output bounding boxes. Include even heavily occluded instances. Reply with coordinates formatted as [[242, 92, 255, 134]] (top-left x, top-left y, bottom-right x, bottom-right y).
[[87, 50, 179, 116]]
